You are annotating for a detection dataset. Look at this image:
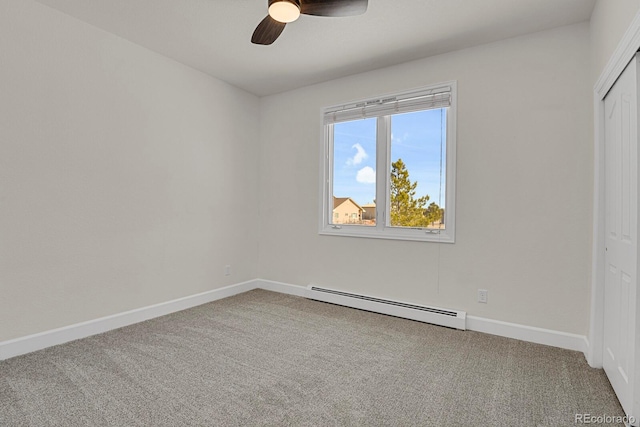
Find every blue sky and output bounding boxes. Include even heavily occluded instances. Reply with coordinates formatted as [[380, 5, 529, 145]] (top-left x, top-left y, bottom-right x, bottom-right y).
[[333, 109, 447, 207]]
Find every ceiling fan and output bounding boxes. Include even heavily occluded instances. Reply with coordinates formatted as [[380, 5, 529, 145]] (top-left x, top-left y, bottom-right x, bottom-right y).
[[251, 0, 368, 45]]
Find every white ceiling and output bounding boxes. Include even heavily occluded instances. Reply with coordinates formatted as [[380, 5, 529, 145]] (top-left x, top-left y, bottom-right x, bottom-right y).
[[34, 0, 595, 96]]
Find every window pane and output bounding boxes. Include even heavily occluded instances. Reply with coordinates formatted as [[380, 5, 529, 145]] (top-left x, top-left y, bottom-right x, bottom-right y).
[[332, 118, 377, 226], [389, 109, 446, 229]]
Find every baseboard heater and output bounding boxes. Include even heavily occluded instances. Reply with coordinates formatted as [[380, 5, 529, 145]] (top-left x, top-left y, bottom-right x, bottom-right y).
[[306, 285, 466, 330]]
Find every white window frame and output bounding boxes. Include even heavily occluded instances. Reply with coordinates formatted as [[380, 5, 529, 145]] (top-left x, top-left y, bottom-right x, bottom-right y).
[[319, 82, 457, 243]]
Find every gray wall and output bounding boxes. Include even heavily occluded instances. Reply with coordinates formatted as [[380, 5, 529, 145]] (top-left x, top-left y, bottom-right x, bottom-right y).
[[257, 23, 592, 335], [0, 0, 260, 341]]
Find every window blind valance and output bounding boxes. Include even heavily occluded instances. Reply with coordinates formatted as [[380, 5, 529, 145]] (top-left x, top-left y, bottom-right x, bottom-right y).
[[324, 85, 452, 124]]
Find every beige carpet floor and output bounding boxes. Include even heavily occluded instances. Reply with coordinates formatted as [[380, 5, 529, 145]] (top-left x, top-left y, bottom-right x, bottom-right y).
[[0, 289, 625, 426]]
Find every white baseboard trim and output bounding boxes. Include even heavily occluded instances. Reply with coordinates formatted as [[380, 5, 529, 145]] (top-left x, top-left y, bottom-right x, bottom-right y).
[[258, 281, 589, 355], [254, 279, 308, 297], [0, 279, 258, 361], [466, 315, 589, 355], [0, 278, 590, 361]]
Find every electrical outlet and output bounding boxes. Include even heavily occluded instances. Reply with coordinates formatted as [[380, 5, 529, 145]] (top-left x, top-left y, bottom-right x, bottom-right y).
[[224, 265, 231, 276], [478, 289, 488, 303]]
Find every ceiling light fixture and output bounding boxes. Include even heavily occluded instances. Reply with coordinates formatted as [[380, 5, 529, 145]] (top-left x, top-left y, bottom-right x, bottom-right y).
[[268, 0, 301, 23]]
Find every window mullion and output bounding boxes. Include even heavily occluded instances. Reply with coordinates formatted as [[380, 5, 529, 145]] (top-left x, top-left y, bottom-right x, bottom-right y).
[[375, 116, 390, 230]]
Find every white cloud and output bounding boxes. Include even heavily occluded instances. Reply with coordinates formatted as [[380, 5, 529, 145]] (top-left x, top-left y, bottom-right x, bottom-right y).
[[356, 166, 376, 184], [392, 132, 409, 145], [347, 143, 368, 166]]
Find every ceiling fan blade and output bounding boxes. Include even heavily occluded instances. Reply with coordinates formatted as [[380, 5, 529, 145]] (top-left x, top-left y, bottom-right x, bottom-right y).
[[251, 15, 287, 45], [300, 0, 368, 17]]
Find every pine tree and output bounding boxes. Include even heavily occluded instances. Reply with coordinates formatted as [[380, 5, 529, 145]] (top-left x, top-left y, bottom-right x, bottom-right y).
[[425, 202, 444, 226], [390, 158, 441, 227]]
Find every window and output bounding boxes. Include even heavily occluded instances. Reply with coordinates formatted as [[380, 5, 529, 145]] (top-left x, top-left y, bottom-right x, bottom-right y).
[[320, 82, 456, 242]]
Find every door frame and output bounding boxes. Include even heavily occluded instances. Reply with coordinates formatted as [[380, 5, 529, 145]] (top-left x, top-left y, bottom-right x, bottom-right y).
[[590, 10, 640, 368]]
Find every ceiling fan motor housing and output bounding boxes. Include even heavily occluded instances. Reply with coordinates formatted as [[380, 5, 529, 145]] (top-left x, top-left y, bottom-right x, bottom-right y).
[[268, 0, 301, 8]]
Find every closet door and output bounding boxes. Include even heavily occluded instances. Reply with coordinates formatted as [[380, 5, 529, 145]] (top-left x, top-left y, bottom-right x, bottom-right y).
[[603, 53, 639, 423]]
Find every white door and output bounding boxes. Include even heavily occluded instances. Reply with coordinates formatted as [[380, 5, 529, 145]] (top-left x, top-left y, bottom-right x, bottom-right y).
[[603, 54, 639, 422]]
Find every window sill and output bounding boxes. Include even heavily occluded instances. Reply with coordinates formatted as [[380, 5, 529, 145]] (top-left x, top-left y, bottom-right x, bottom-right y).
[[319, 225, 455, 243]]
